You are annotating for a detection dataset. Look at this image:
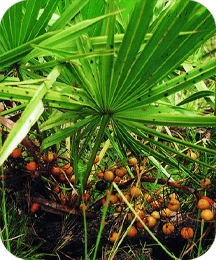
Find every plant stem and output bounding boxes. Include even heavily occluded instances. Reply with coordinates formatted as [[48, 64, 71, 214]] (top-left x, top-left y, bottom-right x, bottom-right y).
[[79, 114, 110, 195]]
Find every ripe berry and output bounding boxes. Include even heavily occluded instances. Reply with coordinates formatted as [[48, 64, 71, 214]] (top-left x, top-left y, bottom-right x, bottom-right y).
[[51, 166, 61, 175], [70, 175, 76, 184], [42, 152, 54, 162], [169, 193, 179, 200], [118, 193, 131, 203], [162, 223, 174, 235], [131, 209, 145, 221], [63, 164, 73, 176], [108, 194, 118, 204], [201, 209, 214, 221], [129, 157, 138, 166], [181, 227, 194, 239], [11, 148, 22, 158], [161, 208, 172, 217], [80, 204, 89, 211], [187, 150, 197, 160], [30, 203, 40, 213], [136, 221, 145, 228], [150, 200, 161, 210], [58, 173, 67, 182], [127, 226, 137, 237], [145, 216, 157, 228], [53, 186, 60, 193], [115, 205, 122, 212], [115, 167, 127, 177], [144, 193, 152, 203], [130, 186, 141, 198], [97, 170, 104, 179], [168, 198, 180, 211], [200, 178, 211, 189], [151, 211, 160, 219], [26, 161, 37, 171], [197, 199, 210, 210], [104, 170, 115, 182], [114, 176, 121, 183], [82, 192, 91, 202], [110, 232, 119, 243]]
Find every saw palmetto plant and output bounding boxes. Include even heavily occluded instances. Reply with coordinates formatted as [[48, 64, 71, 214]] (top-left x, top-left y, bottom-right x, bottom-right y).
[[0, 0, 216, 193]]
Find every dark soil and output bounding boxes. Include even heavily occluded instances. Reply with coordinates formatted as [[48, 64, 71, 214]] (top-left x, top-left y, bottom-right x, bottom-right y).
[[28, 208, 215, 260]]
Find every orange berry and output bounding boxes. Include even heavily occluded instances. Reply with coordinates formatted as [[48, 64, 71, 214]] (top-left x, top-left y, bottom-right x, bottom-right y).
[[187, 150, 197, 160], [197, 199, 210, 210], [200, 178, 211, 189], [108, 194, 118, 204], [70, 175, 76, 184], [53, 186, 60, 193], [104, 170, 115, 182], [110, 232, 119, 243], [80, 204, 89, 211], [43, 152, 54, 162], [132, 209, 145, 221], [145, 216, 157, 228], [190, 152, 198, 160], [157, 194, 166, 204], [150, 200, 161, 210], [116, 205, 122, 212], [114, 176, 121, 183], [151, 211, 160, 219], [51, 166, 61, 175], [130, 186, 141, 198], [161, 208, 172, 217], [115, 167, 127, 177], [100, 197, 107, 207], [168, 198, 180, 211], [97, 171, 104, 179], [127, 226, 137, 237], [181, 227, 194, 239], [201, 209, 214, 221], [58, 173, 67, 182], [118, 193, 131, 203], [162, 223, 174, 235], [169, 193, 179, 200], [26, 161, 37, 171], [82, 192, 91, 202], [136, 221, 145, 228], [11, 148, 22, 158], [129, 157, 138, 166], [63, 164, 73, 176], [30, 203, 40, 213], [144, 193, 152, 203]]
